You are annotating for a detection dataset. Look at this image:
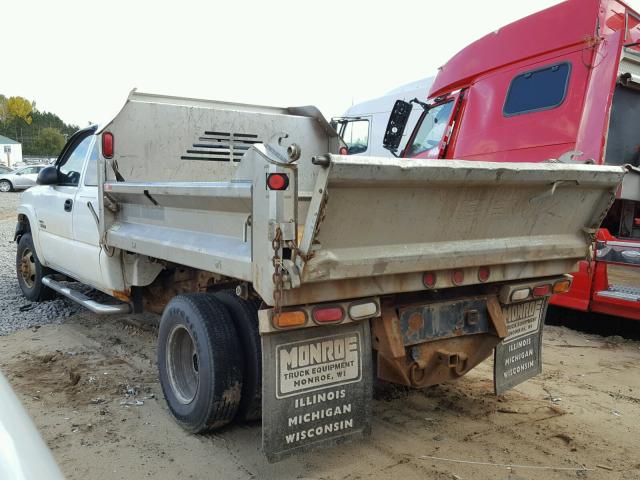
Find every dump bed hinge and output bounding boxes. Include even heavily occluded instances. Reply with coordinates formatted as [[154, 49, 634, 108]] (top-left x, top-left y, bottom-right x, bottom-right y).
[[269, 221, 296, 242]]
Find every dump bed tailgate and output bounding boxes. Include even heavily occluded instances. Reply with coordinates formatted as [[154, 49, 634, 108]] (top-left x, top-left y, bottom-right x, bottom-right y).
[[286, 156, 623, 303]]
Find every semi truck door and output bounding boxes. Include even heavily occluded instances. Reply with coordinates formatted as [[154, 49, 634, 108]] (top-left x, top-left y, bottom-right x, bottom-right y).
[[403, 93, 461, 159], [331, 117, 371, 155]]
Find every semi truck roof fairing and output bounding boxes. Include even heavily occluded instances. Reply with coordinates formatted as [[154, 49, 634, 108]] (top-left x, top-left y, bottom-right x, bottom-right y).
[[429, 0, 602, 98]]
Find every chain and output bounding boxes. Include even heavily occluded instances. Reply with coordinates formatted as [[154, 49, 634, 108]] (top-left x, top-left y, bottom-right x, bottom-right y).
[[271, 190, 329, 315], [271, 226, 284, 317]]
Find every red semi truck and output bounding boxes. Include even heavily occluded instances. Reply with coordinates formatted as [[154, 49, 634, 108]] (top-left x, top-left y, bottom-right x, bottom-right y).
[[381, 0, 640, 321]]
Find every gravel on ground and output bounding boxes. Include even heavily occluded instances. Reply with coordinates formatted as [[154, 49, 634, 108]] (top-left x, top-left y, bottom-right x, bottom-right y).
[[0, 192, 85, 335]]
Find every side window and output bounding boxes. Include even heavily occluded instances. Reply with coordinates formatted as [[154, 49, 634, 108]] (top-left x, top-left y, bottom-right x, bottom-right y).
[[58, 135, 93, 186], [503, 62, 571, 116], [342, 120, 369, 154], [83, 141, 98, 186], [20, 167, 38, 175]]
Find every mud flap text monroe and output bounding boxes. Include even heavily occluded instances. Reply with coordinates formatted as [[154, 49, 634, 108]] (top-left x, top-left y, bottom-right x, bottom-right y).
[[261, 322, 372, 462]]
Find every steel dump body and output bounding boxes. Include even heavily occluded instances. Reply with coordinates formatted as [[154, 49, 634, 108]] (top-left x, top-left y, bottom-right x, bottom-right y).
[[97, 92, 625, 307]]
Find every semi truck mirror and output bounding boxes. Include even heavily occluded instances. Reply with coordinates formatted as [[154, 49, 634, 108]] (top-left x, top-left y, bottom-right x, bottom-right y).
[[37, 166, 58, 186], [383, 100, 412, 153]]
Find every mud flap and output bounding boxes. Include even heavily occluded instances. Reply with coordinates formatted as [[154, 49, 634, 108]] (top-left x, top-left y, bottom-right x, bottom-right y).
[[494, 298, 548, 395], [261, 321, 372, 463]]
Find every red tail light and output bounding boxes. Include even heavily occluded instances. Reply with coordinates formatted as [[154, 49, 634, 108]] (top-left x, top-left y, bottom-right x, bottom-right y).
[[533, 284, 551, 297], [266, 173, 289, 190], [423, 271, 436, 288], [102, 132, 114, 158], [312, 306, 344, 324], [478, 266, 490, 282], [452, 269, 464, 285]]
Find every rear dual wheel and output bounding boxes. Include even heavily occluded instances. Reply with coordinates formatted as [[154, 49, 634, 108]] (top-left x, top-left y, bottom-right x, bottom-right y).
[[158, 292, 262, 433], [158, 294, 244, 432], [215, 291, 262, 422]]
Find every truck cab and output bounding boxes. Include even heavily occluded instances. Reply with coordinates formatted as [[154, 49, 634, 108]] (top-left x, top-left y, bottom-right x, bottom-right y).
[[384, 0, 640, 320], [18, 126, 110, 291], [331, 77, 433, 157]]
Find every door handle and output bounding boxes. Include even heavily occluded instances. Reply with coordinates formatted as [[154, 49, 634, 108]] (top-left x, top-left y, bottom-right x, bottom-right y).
[[64, 199, 73, 212]]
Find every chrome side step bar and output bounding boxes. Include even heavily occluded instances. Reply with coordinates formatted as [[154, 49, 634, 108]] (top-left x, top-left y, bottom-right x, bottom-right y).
[[42, 276, 131, 315]]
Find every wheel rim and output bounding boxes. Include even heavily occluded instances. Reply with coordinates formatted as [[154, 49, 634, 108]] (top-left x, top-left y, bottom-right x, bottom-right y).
[[166, 325, 199, 404], [19, 248, 37, 288], [0, 181, 10, 192]]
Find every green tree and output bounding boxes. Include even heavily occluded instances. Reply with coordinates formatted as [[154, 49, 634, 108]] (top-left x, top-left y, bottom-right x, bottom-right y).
[[33, 127, 65, 156], [0, 93, 79, 155]]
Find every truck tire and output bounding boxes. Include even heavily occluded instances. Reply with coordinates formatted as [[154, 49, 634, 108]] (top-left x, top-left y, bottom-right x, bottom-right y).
[[16, 233, 55, 302], [158, 293, 244, 433], [215, 291, 262, 422]]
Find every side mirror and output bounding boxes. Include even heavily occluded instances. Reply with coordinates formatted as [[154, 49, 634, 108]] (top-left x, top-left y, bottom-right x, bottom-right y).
[[37, 166, 58, 186], [383, 100, 413, 153]]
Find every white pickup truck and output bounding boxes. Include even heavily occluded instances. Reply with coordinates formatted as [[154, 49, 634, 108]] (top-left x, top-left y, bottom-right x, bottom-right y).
[[14, 91, 627, 461]]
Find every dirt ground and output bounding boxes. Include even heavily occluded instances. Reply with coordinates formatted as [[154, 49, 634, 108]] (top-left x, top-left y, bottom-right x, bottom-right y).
[[1, 191, 640, 479], [0, 310, 638, 480]]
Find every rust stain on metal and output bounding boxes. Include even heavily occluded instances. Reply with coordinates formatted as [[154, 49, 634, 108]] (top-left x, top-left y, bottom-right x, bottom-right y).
[[407, 312, 424, 335], [112, 290, 131, 302], [371, 305, 405, 359], [407, 335, 499, 388], [487, 296, 508, 338], [372, 299, 501, 388]]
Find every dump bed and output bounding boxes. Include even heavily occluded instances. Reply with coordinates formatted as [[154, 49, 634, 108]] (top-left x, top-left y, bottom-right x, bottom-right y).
[[287, 157, 623, 304], [98, 92, 625, 307]]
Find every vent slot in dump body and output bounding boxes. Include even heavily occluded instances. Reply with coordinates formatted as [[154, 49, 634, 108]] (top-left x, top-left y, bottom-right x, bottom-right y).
[[181, 131, 262, 162]]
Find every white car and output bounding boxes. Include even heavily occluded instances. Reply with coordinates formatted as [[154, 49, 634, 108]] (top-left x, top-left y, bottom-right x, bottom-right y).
[[0, 373, 64, 479], [0, 165, 47, 192]]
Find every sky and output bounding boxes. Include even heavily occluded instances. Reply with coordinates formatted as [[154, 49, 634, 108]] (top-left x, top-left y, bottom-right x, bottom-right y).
[[2, 0, 619, 127]]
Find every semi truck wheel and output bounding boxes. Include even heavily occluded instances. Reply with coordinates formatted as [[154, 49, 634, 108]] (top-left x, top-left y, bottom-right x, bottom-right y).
[[158, 293, 244, 433], [215, 291, 262, 422], [16, 233, 55, 302]]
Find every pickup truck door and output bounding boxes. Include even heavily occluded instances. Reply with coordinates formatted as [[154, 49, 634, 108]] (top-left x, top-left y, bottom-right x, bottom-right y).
[[35, 131, 94, 278], [71, 139, 103, 286]]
